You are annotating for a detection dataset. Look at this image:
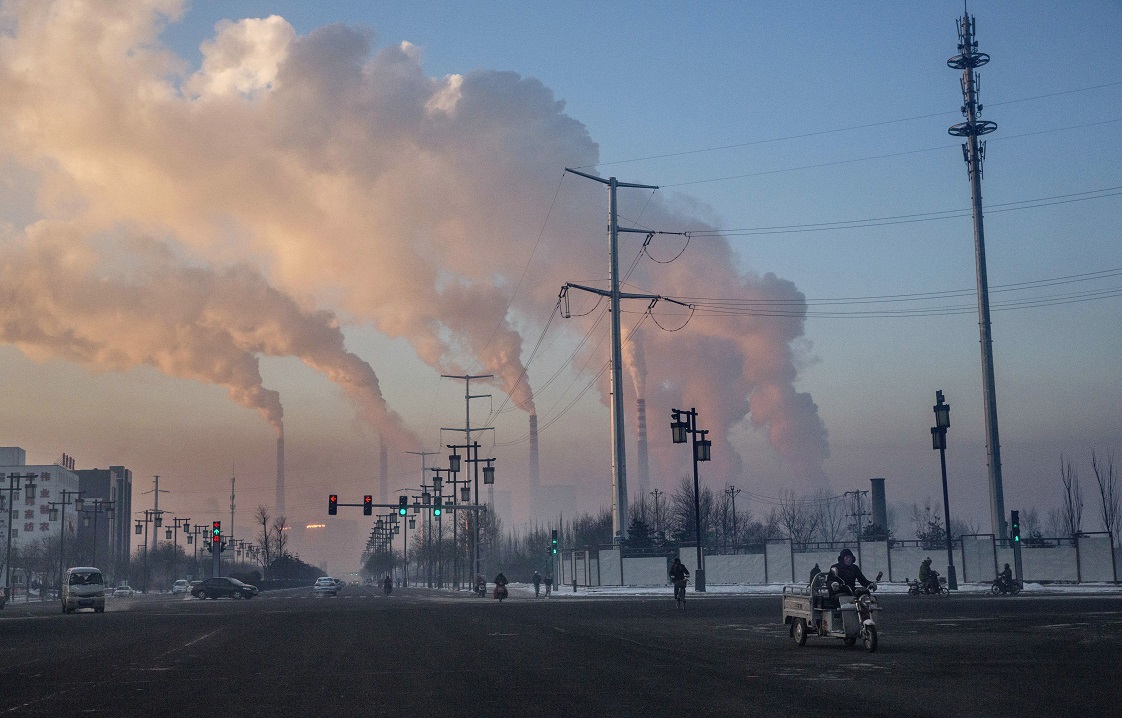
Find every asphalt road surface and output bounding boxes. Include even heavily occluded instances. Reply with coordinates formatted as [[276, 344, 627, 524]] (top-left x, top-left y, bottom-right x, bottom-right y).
[[2, 586, 1120, 717]]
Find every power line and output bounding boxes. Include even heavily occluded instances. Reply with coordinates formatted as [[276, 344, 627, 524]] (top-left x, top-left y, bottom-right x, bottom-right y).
[[681, 186, 1122, 238], [584, 80, 1122, 169]]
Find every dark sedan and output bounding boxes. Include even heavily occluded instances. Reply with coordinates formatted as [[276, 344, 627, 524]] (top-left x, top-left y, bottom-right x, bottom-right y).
[[190, 577, 258, 600]]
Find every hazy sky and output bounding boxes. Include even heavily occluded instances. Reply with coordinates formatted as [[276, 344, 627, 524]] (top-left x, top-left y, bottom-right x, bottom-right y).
[[1, 1, 1119, 569]]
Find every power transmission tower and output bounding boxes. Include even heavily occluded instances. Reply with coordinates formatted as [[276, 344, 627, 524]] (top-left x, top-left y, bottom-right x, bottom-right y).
[[560, 168, 687, 543], [844, 490, 869, 538], [948, 9, 1007, 539]]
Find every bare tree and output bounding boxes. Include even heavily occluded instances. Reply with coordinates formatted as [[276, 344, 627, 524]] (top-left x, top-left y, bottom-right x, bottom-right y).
[[1092, 451, 1120, 545], [778, 490, 820, 550], [1060, 455, 1084, 538], [271, 515, 289, 558], [815, 490, 847, 544], [254, 505, 272, 570]]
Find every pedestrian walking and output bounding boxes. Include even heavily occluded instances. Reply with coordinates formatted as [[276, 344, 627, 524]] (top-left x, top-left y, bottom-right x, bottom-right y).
[[532, 570, 542, 597], [544, 571, 553, 597]]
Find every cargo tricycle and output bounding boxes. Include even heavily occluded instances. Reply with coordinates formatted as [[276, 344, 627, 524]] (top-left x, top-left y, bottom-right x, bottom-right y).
[[782, 570, 882, 652]]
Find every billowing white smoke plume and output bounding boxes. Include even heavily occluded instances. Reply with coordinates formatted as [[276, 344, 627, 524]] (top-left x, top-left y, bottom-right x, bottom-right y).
[[0, 226, 418, 449], [0, 0, 828, 483]]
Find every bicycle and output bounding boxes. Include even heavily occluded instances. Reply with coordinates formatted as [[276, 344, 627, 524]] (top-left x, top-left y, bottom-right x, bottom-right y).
[[673, 577, 689, 608]]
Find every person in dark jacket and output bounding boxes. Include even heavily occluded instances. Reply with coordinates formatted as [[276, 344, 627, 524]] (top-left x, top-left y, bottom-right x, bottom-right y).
[[532, 571, 542, 597], [997, 563, 1013, 591], [828, 548, 872, 595], [809, 563, 821, 583]]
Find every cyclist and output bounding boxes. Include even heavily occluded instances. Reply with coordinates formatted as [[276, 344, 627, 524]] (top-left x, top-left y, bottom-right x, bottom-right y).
[[669, 558, 690, 607]]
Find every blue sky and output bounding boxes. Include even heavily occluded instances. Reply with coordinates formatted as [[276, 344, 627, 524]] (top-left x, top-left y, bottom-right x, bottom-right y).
[[1, 1, 1120, 569]]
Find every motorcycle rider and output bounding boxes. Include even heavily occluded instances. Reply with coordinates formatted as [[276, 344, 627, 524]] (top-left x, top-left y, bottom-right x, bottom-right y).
[[997, 563, 1014, 591], [919, 557, 940, 594], [828, 548, 872, 597], [493, 571, 509, 601]]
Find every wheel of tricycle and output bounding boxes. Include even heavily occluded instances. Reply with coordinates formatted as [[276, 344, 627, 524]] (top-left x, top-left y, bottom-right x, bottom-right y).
[[863, 625, 878, 652], [843, 635, 857, 647], [792, 618, 808, 646], [938, 586, 949, 596]]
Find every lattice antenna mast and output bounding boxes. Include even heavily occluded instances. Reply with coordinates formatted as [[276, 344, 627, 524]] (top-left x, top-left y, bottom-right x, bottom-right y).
[[948, 9, 1006, 539]]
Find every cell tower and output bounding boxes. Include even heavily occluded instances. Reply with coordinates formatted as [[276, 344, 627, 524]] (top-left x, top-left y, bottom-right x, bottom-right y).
[[947, 9, 1006, 539]]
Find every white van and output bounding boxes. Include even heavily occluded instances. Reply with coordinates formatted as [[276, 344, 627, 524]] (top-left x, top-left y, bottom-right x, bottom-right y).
[[62, 566, 106, 613]]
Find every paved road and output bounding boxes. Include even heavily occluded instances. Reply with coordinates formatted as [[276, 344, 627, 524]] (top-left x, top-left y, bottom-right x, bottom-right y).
[[1, 587, 1119, 717]]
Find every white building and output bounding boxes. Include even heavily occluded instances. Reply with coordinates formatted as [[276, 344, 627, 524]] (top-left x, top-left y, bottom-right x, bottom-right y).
[[1, 446, 81, 565]]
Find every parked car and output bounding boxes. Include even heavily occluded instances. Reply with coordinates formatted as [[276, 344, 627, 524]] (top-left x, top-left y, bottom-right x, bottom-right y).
[[314, 577, 339, 597], [191, 577, 258, 600], [113, 585, 135, 597], [62, 567, 106, 613], [171, 579, 190, 594]]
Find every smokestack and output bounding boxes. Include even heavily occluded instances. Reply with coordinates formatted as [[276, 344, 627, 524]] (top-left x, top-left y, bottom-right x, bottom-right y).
[[529, 413, 541, 517], [379, 440, 389, 504], [276, 431, 285, 517], [870, 478, 887, 530], [636, 398, 650, 500]]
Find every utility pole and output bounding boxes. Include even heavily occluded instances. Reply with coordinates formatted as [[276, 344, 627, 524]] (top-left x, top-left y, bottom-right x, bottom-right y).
[[405, 450, 437, 587], [442, 373, 493, 582], [725, 485, 741, 553], [142, 476, 168, 571], [229, 470, 236, 546], [948, 9, 1006, 539], [844, 490, 870, 538], [562, 168, 687, 543]]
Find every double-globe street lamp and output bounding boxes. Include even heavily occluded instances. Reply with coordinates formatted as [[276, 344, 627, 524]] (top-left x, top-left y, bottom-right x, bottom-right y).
[[671, 407, 712, 592], [134, 509, 163, 593], [930, 390, 958, 591], [78, 499, 115, 568], [48, 489, 84, 590], [447, 443, 496, 586]]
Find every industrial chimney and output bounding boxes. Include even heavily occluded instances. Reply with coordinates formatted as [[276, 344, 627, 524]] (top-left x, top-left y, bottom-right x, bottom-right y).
[[636, 398, 650, 500], [870, 478, 888, 533], [276, 431, 286, 517], [529, 413, 541, 515]]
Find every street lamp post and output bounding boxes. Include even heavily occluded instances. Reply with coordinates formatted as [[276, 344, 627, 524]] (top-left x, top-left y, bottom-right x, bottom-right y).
[[930, 390, 958, 591], [49, 489, 84, 590], [134, 509, 162, 593], [166, 517, 190, 584], [430, 469, 448, 587], [79, 500, 115, 568], [447, 442, 496, 585], [671, 407, 711, 592], [3, 472, 38, 597]]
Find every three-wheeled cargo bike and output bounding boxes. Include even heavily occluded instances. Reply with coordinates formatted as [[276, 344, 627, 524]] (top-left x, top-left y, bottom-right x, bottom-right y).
[[782, 571, 882, 652]]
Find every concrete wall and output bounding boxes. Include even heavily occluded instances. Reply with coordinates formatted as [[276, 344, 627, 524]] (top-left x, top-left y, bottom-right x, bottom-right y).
[[1077, 535, 1115, 581], [585, 534, 1116, 586], [705, 554, 764, 584], [623, 556, 670, 586], [765, 541, 794, 584]]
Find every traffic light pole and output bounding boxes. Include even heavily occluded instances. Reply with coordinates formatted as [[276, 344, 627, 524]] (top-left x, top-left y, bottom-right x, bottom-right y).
[[1011, 510, 1023, 588]]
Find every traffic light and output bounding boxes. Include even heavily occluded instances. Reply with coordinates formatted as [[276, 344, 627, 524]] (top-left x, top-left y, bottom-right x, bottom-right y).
[[1011, 510, 1020, 543], [551, 529, 558, 555], [398, 495, 408, 516], [433, 497, 442, 516], [363, 495, 373, 515], [211, 520, 221, 546], [328, 494, 338, 515]]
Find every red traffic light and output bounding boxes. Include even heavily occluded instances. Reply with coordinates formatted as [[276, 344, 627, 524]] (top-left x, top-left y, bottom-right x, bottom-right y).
[[363, 495, 373, 516], [328, 495, 338, 515]]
